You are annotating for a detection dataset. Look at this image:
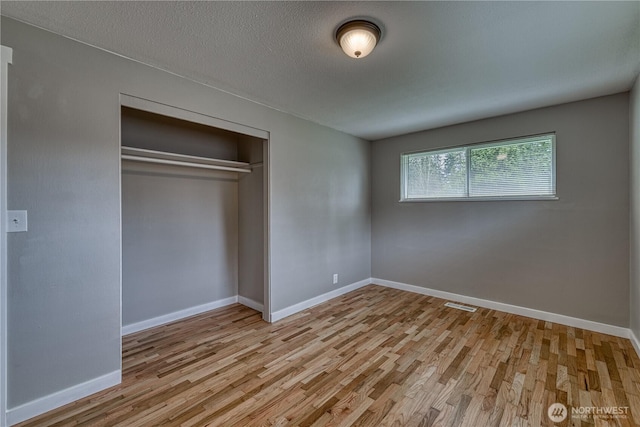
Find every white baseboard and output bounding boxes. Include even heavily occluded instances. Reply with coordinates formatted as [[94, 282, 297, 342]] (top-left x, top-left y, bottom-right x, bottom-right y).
[[372, 278, 629, 338], [238, 296, 264, 313], [122, 296, 238, 335], [6, 370, 120, 426], [270, 278, 372, 322], [628, 330, 640, 357]]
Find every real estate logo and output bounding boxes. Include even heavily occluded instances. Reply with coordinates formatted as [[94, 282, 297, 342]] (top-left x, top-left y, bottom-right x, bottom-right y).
[[548, 403, 630, 423], [548, 403, 567, 423]]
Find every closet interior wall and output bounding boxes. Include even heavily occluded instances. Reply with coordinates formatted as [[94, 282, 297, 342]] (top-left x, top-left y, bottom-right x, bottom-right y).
[[238, 136, 264, 308], [120, 107, 264, 330]]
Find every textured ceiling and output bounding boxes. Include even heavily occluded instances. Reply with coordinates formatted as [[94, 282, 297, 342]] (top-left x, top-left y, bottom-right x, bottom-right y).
[[1, 1, 639, 140]]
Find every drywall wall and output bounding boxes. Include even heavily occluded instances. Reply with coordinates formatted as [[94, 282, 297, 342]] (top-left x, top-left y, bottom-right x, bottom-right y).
[[372, 93, 629, 327], [121, 108, 241, 326], [121, 106, 240, 160], [238, 136, 265, 306], [3, 16, 371, 411], [631, 75, 640, 338], [121, 162, 239, 326]]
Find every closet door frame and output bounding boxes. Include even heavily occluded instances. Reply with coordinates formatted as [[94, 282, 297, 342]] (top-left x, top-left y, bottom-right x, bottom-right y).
[[118, 93, 272, 326], [1, 45, 13, 426]]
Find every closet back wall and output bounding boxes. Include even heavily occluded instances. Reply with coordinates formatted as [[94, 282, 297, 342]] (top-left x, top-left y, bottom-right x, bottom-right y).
[[121, 109, 240, 327]]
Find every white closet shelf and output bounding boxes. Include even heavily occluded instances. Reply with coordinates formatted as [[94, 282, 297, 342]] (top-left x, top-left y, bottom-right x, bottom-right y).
[[121, 146, 252, 173]]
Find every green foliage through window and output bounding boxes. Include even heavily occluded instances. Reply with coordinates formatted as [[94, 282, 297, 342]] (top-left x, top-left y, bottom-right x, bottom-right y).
[[401, 134, 555, 200]]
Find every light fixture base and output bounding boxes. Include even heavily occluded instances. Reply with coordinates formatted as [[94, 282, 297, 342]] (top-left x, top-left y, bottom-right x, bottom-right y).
[[335, 20, 381, 59]]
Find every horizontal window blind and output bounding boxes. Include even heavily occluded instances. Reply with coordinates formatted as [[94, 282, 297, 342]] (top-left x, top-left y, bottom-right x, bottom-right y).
[[401, 134, 556, 201], [405, 148, 467, 199]]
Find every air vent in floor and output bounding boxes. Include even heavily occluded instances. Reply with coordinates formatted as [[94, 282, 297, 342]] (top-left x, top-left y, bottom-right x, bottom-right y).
[[444, 302, 477, 312]]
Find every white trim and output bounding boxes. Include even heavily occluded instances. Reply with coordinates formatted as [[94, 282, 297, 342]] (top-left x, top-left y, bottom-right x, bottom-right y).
[[270, 278, 372, 323], [121, 296, 238, 335], [6, 370, 120, 426], [373, 278, 629, 338], [238, 296, 264, 313], [1, 45, 13, 427], [262, 138, 271, 323], [117, 94, 123, 410], [399, 196, 559, 203], [628, 330, 640, 358]]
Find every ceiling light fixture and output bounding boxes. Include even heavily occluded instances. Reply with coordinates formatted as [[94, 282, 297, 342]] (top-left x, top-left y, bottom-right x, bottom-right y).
[[335, 20, 381, 59]]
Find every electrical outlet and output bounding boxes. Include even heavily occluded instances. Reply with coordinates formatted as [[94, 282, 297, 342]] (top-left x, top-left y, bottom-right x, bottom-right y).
[[333, 274, 338, 285]]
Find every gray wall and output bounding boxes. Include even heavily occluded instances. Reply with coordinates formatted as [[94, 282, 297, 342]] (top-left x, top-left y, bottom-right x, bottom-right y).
[[121, 108, 241, 326], [121, 163, 239, 326], [121, 106, 240, 160], [238, 136, 265, 305], [372, 93, 630, 327], [3, 17, 371, 409], [271, 119, 371, 310], [631, 75, 640, 338]]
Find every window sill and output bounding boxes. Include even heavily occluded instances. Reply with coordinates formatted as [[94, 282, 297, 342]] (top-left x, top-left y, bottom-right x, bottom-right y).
[[399, 196, 559, 203]]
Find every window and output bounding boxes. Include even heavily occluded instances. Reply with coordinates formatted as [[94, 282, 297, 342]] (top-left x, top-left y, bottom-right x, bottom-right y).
[[401, 134, 556, 201]]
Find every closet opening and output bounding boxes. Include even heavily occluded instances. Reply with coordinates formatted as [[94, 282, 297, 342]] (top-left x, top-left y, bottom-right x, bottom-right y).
[[119, 95, 270, 339]]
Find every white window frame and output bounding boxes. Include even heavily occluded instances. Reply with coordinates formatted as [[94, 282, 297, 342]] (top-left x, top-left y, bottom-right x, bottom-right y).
[[400, 133, 557, 202]]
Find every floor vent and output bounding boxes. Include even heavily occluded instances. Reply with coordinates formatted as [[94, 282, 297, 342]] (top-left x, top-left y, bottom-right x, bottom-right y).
[[444, 302, 477, 312]]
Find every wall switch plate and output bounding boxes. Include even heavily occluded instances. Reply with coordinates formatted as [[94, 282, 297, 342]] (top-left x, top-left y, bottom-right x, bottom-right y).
[[333, 274, 338, 285], [7, 210, 27, 232]]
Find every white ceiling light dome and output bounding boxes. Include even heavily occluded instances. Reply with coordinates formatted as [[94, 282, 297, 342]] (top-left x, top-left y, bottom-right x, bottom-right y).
[[335, 20, 381, 59]]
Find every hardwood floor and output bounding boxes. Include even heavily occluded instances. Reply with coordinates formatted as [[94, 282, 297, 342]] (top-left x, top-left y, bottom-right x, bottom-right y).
[[17, 285, 640, 427]]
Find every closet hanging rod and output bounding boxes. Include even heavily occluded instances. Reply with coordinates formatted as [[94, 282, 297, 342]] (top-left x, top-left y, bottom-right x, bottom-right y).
[[121, 146, 250, 168], [121, 155, 252, 173]]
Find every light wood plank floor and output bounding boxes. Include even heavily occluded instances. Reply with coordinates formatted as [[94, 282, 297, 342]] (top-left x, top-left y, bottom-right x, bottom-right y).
[[17, 285, 640, 426]]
